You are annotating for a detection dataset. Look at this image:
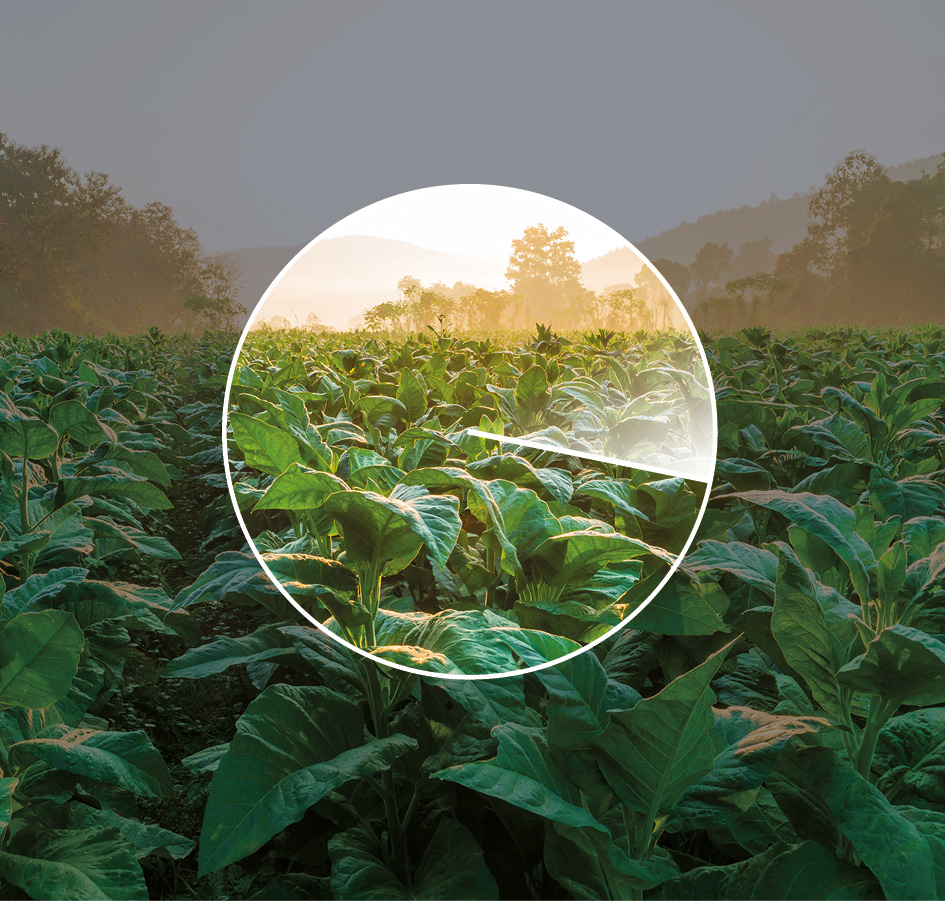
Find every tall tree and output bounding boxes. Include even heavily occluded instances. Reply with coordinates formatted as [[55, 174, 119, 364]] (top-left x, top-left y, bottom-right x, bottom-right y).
[[505, 224, 585, 324]]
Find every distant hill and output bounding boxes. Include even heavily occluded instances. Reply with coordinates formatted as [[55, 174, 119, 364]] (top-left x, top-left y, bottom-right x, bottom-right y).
[[631, 152, 944, 266], [232, 152, 945, 325], [581, 247, 645, 293], [234, 236, 505, 328]]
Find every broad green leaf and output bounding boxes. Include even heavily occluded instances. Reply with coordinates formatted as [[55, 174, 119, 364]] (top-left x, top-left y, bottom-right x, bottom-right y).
[[773, 745, 936, 900], [90, 517, 182, 562], [688, 541, 779, 596], [0, 776, 17, 832], [0, 610, 84, 709], [467, 453, 573, 504], [770, 543, 844, 720], [253, 462, 349, 510], [516, 365, 549, 416], [323, 487, 461, 573], [837, 624, 945, 707], [0, 826, 146, 900], [575, 478, 649, 522], [591, 641, 734, 818], [630, 576, 729, 635], [878, 540, 908, 604], [230, 411, 302, 476], [498, 629, 608, 748], [396, 368, 426, 422], [12, 727, 172, 797], [898, 807, 945, 896], [199, 683, 417, 875], [0, 415, 58, 459], [433, 722, 608, 834], [49, 399, 109, 447], [163, 624, 302, 678], [530, 530, 673, 588], [1, 566, 88, 621], [667, 707, 830, 832], [734, 490, 875, 603], [875, 708, 945, 805], [59, 474, 173, 511], [660, 839, 881, 900]]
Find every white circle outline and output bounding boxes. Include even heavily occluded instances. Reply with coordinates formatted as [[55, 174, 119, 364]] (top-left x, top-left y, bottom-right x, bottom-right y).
[[221, 184, 718, 681]]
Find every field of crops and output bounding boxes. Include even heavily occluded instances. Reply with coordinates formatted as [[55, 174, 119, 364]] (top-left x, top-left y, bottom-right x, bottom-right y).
[[1, 324, 945, 899], [223, 328, 712, 671]]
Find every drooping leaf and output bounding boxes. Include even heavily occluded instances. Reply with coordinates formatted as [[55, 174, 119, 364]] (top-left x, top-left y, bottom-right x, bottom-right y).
[[12, 727, 173, 798]]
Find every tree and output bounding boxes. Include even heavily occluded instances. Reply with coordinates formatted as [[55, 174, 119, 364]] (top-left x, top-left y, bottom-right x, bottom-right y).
[[724, 272, 787, 324], [651, 257, 692, 303], [730, 238, 776, 280], [689, 242, 733, 304], [505, 224, 585, 324], [0, 133, 119, 332], [808, 150, 889, 270]]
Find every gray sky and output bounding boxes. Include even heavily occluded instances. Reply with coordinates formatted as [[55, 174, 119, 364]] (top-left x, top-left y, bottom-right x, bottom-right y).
[[3, 1, 943, 254]]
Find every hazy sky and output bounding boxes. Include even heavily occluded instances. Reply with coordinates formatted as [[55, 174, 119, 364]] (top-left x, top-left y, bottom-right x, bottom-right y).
[[318, 185, 633, 261], [3, 2, 943, 254]]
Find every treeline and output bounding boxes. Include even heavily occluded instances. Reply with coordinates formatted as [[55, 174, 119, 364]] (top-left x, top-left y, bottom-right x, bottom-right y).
[[0, 133, 244, 335], [668, 150, 945, 329], [358, 225, 684, 334]]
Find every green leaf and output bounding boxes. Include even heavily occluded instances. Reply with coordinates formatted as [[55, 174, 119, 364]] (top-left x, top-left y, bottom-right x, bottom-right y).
[[498, 629, 608, 749], [688, 541, 779, 597], [433, 723, 608, 834], [59, 475, 172, 511], [1, 567, 88, 621], [199, 683, 417, 875], [329, 819, 499, 900], [0, 776, 17, 833], [323, 486, 461, 573], [775, 745, 936, 900], [467, 454, 573, 504], [163, 624, 302, 679], [875, 708, 945, 805], [230, 411, 302, 476], [734, 490, 875, 603], [770, 543, 844, 719], [396, 368, 426, 423], [49, 399, 109, 447], [12, 727, 173, 797], [667, 707, 830, 832], [0, 415, 58, 459], [660, 840, 881, 900], [837, 624, 945, 707], [69, 806, 196, 861], [0, 610, 84, 710], [591, 641, 734, 819], [530, 530, 672, 588], [878, 540, 908, 604], [630, 576, 729, 636], [0, 826, 147, 900], [516, 365, 549, 416], [253, 462, 349, 511]]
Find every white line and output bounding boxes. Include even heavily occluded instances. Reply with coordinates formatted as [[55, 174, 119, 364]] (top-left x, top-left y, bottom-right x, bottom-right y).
[[467, 429, 709, 482]]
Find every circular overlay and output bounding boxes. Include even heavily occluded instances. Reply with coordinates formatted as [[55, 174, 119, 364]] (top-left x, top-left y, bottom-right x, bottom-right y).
[[223, 185, 717, 679]]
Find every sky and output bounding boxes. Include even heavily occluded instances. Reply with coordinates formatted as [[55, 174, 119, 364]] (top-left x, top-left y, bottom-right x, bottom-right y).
[[254, 185, 647, 326], [318, 185, 631, 261], [2, 1, 944, 256]]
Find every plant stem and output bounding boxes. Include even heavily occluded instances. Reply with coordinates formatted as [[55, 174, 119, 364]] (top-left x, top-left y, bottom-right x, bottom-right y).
[[362, 661, 406, 871], [855, 695, 896, 780], [19, 456, 29, 533]]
